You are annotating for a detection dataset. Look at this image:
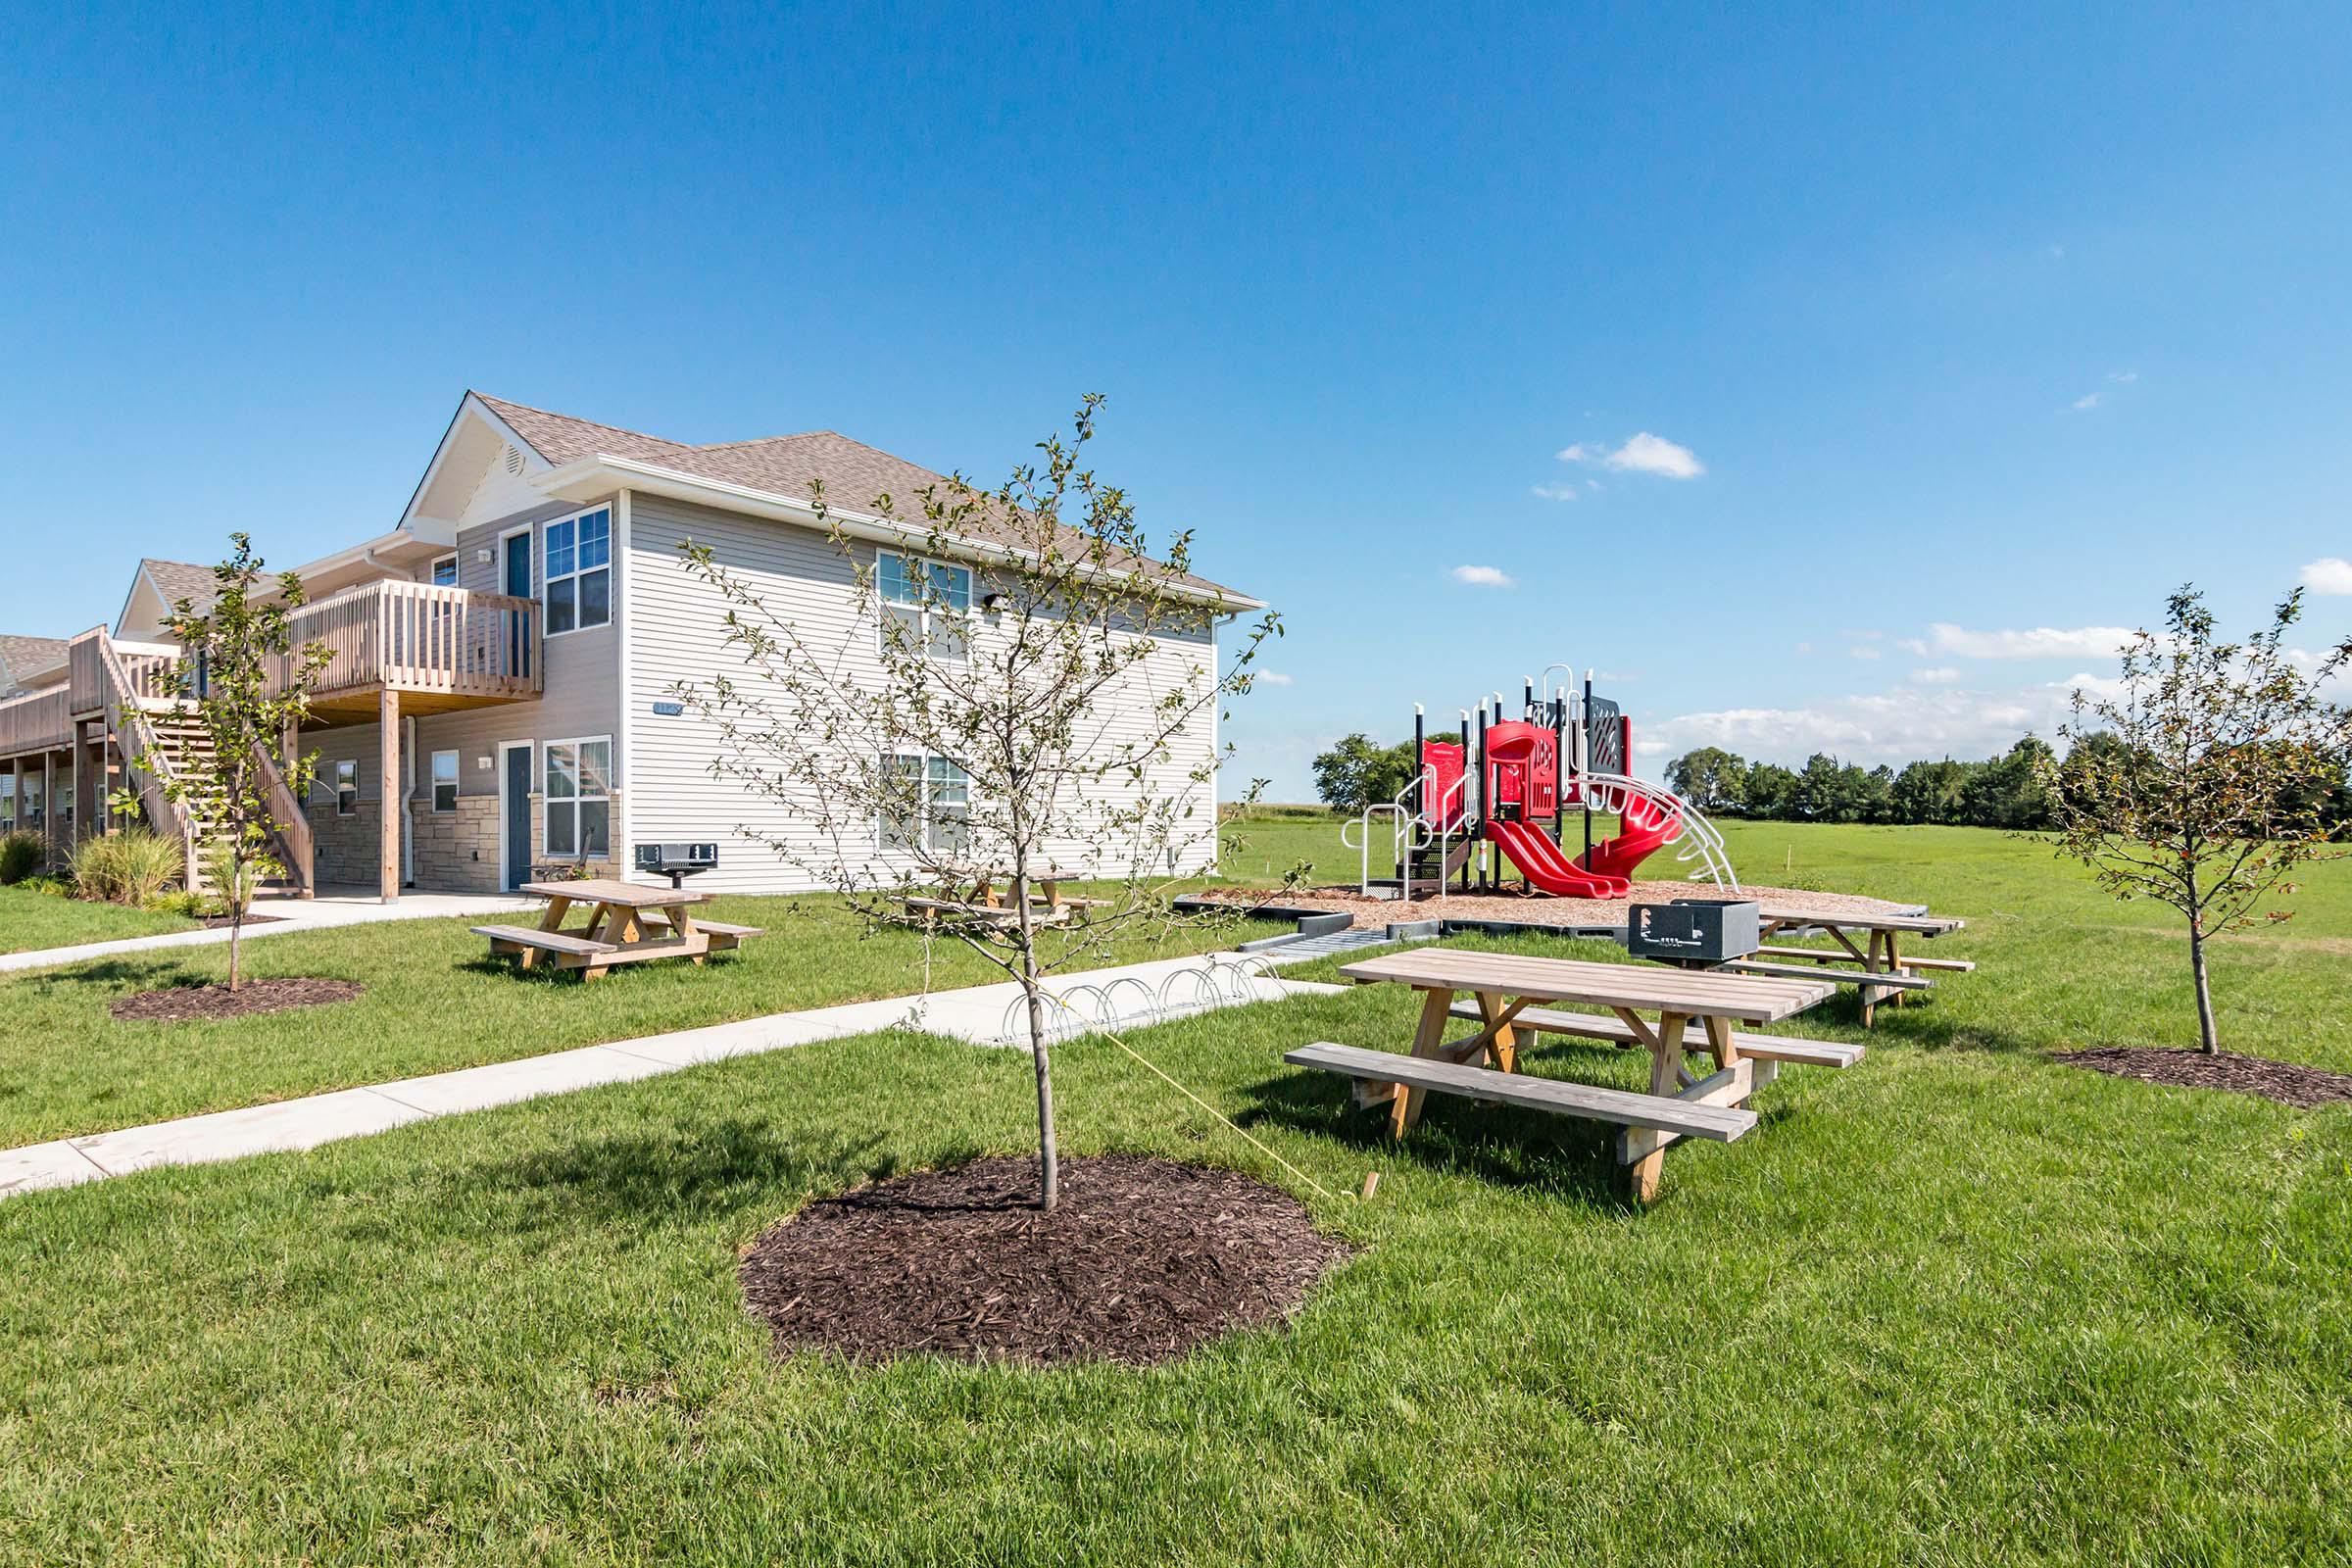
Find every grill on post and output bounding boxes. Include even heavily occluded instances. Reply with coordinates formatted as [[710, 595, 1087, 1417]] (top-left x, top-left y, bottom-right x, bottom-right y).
[[634, 842, 718, 890], [1627, 898, 1760, 965]]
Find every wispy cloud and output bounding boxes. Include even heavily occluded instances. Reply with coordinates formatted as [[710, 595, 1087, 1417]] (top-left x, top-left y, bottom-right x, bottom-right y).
[[2070, 393, 2102, 412], [2299, 558, 2352, 596], [1557, 432, 1705, 479], [2108, 369, 2138, 385], [2069, 369, 2138, 413], [1848, 646, 1882, 661], [1450, 564, 1515, 589], [1909, 666, 1963, 684], [1529, 482, 1580, 502], [1645, 676, 2098, 767], [1255, 671, 1295, 687], [1925, 622, 2135, 660]]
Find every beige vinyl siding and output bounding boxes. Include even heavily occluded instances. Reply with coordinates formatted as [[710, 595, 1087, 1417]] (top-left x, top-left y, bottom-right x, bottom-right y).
[[621, 492, 1221, 895]]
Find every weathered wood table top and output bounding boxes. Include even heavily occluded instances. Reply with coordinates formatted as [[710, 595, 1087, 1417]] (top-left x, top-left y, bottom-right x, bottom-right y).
[[520, 878, 711, 908], [1339, 947, 1835, 1024], [1752, 904, 1965, 936]]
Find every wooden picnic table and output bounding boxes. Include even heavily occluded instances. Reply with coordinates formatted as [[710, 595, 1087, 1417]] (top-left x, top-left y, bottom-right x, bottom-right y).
[[1725, 904, 1971, 1027], [1302, 947, 1839, 1202], [472, 878, 761, 980]]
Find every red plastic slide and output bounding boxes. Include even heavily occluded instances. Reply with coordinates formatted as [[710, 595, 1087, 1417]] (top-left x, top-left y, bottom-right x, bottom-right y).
[[1485, 817, 1627, 899], [1573, 792, 1684, 883]]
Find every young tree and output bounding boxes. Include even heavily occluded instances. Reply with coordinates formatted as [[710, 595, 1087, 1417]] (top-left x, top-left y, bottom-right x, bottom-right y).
[[140, 534, 330, 991], [1310, 733, 1415, 814], [672, 398, 1280, 1209], [2035, 587, 2352, 1054]]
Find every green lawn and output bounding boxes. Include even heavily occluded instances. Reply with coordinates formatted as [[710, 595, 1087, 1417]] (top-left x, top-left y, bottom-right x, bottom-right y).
[[0, 884, 200, 955], [0, 894, 1286, 1149], [2, 824, 2349, 1563]]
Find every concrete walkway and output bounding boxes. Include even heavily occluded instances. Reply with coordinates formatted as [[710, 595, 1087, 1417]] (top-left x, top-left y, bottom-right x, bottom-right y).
[[0, 951, 1343, 1200], [0, 886, 537, 977]]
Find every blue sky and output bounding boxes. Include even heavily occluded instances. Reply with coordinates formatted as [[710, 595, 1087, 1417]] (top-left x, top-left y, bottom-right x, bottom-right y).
[[4, 2, 2347, 798]]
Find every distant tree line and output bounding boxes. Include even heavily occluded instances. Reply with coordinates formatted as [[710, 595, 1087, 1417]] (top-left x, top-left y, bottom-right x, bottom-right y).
[[1309, 728, 2349, 832], [1666, 735, 2351, 831]]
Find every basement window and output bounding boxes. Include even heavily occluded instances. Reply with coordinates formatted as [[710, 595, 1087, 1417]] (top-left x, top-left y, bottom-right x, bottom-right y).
[[334, 760, 358, 816], [431, 751, 459, 813]]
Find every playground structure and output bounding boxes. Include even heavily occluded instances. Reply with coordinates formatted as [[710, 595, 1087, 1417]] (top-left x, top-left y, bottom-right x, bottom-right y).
[[1343, 666, 1738, 900]]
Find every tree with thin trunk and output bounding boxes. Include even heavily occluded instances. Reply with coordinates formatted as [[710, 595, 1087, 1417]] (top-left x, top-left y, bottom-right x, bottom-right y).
[[2035, 586, 2351, 1054], [140, 535, 330, 992], [671, 398, 1280, 1209]]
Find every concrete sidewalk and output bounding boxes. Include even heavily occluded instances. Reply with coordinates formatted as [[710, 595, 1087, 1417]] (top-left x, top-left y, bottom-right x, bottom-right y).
[[0, 887, 536, 977], [0, 952, 1343, 1200]]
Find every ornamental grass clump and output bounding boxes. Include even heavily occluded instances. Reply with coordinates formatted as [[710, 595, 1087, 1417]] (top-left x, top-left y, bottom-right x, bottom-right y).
[[70, 828, 184, 906]]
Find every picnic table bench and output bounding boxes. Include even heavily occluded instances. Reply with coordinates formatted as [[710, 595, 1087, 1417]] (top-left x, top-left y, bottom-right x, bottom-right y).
[[1717, 904, 1970, 1027], [1289, 947, 1842, 1202], [474, 879, 762, 981]]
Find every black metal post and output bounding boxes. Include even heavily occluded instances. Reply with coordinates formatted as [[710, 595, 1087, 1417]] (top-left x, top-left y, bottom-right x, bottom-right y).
[[1582, 671, 1594, 864], [1403, 706, 1424, 885], [1552, 692, 1567, 849], [1474, 705, 1489, 892]]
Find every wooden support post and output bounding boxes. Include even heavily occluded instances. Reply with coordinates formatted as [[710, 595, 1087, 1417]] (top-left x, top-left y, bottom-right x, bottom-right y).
[[1626, 1011, 1686, 1205], [377, 687, 400, 904], [1389, 987, 1455, 1139], [43, 752, 58, 869]]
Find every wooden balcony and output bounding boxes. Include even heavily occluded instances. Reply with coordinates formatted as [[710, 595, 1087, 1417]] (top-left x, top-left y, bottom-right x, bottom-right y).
[[278, 581, 542, 723], [0, 688, 71, 758]]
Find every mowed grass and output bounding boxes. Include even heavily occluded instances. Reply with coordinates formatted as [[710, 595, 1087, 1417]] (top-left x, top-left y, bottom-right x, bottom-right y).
[[0, 884, 198, 955], [1, 823, 2349, 1563], [0, 896, 1284, 1148]]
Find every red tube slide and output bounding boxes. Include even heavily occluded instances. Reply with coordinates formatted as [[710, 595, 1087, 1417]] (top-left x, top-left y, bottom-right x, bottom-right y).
[[1573, 793, 1684, 883], [1485, 818, 1628, 899]]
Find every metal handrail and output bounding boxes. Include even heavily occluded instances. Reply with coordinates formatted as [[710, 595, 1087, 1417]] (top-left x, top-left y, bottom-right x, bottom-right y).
[[1574, 769, 1740, 890]]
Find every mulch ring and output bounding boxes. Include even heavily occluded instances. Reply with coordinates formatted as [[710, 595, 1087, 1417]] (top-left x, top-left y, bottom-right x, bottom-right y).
[[2054, 1047, 2352, 1109], [110, 977, 365, 1023], [739, 1153, 1351, 1367]]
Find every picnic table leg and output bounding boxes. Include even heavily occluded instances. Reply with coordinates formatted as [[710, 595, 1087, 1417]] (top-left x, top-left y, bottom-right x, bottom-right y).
[[1476, 989, 1520, 1074], [1859, 932, 1883, 1029], [1627, 1011, 1688, 1204], [538, 895, 572, 934], [1701, 1013, 1740, 1073], [1389, 987, 1455, 1138], [1887, 932, 1907, 1007], [667, 901, 705, 965]]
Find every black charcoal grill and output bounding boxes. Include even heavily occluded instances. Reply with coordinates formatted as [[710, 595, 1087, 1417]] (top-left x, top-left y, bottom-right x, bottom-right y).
[[635, 842, 719, 889]]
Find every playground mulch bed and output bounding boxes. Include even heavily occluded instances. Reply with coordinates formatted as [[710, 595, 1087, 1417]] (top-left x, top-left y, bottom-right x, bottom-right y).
[[110, 977, 365, 1023], [1204, 879, 1911, 931], [2054, 1047, 2352, 1109], [738, 1154, 1349, 1367]]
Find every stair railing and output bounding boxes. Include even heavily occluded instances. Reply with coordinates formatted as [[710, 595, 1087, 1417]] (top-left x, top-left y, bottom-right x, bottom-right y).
[[1341, 767, 1470, 898], [89, 631, 203, 888]]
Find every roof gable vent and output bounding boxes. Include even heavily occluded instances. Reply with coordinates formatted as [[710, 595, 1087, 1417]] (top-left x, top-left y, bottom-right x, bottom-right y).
[[502, 443, 525, 475]]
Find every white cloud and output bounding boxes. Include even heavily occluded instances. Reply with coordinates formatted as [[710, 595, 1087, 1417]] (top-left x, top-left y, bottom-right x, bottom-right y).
[[2108, 369, 2138, 385], [1255, 671, 1294, 687], [1645, 682, 2078, 768], [1557, 432, 1705, 479], [1925, 621, 2135, 660], [1450, 564, 1515, 589], [1896, 637, 1928, 656], [2299, 557, 2352, 596], [1909, 666, 1963, 684], [1529, 482, 1580, 502], [2071, 392, 2101, 412], [1848, 646, 1882, 661]]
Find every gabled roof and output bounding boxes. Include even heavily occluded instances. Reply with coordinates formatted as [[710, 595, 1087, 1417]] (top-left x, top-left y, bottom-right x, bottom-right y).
[[139, 560, 222, 614], [471, 393, 1249, 602]]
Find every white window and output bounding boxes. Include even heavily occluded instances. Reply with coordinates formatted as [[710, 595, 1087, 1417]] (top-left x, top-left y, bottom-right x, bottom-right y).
[[430, 555, 459, 588], [544, 508, 612, 635], [20, 768, 41, 826], [0, 772, 13, 830], [430, 750, 459, 813], [544, 737, 612, 858], [879, 753, 970, 858], [876, 551, 971, 662], [334, 760, 358, 816]]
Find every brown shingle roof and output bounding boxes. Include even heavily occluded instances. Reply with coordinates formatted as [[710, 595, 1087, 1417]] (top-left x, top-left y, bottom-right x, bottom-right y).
[[0, 634, 68, 692], [140, 559, 222, 614], [472, 393, 1249, 602]]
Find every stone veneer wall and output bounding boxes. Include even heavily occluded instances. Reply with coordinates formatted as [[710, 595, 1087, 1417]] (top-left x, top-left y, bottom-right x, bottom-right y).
[[302, 793, 624, 892]]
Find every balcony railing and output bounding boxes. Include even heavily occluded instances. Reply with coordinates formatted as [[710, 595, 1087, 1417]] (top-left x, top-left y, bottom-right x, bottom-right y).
[[277, 581, 540, 703], [0, 688, 71, 757]]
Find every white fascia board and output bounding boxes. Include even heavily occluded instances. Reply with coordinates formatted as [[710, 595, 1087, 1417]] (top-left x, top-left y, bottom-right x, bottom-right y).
[[532, 454, 1268, 613], [283, 529, 437, 585], [399, 392, 550, 533]]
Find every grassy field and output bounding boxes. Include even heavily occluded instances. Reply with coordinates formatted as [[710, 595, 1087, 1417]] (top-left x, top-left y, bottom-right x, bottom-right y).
[[0, 885, 199, 955], [1, 823, 2348, 1564], [0, 894, 1286, 1149]]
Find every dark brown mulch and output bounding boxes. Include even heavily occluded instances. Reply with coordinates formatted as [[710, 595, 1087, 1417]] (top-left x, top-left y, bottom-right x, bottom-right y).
[[739, 1154, 1350, 1367], [197, 913, 285, 931], [110, 977, 365, 1023], [2055, 1047, 2352, 1109]]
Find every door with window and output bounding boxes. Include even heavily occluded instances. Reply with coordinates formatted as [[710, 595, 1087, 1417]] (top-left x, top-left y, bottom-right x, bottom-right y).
[[503, 529, 533, 678], [503, 745, 534, 890]]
